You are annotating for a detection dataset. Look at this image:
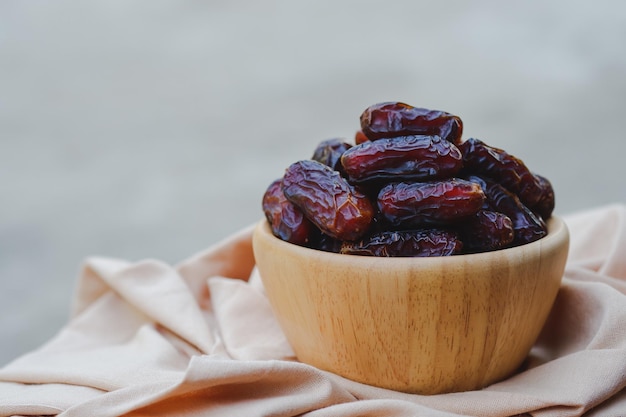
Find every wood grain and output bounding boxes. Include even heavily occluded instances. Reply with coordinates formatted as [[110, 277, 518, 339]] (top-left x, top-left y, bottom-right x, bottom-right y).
[[253, 217, 569, 394]]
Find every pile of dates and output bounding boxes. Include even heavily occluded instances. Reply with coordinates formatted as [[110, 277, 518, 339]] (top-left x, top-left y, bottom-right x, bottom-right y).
[[262, 101, 554, 257]]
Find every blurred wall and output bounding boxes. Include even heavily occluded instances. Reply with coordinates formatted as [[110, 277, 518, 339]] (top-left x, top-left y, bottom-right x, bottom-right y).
[[1, 0, 625, 365]]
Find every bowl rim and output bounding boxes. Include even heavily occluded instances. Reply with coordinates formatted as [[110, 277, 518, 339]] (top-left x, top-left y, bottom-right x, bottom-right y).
[[254, 215, 569, 268]]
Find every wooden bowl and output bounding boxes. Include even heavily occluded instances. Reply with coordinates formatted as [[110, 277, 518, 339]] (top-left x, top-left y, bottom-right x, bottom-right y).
[[252, 216, 569, 394]]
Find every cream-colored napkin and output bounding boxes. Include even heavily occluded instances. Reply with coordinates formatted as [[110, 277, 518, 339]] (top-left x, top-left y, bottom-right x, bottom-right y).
[[1, 204, 626, 417]]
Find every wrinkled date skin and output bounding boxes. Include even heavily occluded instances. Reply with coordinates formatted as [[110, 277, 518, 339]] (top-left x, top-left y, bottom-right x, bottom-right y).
[[360, 102, 463, 144], [461, 210, 514, 252], [532, 174, 555, 220], [262, 179, 314, 246], [466, 175, 546, 245], [282, 160, 374, 241], [340, 229, 463, 257], [460, 138, 544, 208], [340, 135, 463, 183], [311, 138, 352, 172], [377, 179, 485, 227]]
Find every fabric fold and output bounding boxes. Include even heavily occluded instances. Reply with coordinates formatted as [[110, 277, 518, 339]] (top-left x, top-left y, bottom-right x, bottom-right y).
[[1, 205, 626, 417]]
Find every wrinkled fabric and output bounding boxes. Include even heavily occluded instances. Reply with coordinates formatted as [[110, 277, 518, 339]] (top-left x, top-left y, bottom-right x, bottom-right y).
[[1, 204, 626, 417]]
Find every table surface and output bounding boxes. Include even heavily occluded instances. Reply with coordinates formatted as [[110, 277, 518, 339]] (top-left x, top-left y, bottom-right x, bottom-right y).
[[1, 0, 626, 366]]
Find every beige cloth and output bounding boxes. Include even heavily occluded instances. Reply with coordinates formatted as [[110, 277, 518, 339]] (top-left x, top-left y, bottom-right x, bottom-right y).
[[1, 204, 626, 417]]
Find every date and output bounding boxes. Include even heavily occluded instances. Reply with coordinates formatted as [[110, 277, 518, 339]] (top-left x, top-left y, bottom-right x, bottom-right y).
[[360, 102, 463, 144], [531, 174, 555, 220], [461, 210, 514, 252], [282, 160, 374, 241], [340, 135, 463, 183], [340, 229, 463, 257], [377, 179, 485, 227], [459, 138, 543, 208], [262, 178, 314, 245], [465, 175, 547, 245], [311, 138, 352, 172], [354, 130, 370, 145]]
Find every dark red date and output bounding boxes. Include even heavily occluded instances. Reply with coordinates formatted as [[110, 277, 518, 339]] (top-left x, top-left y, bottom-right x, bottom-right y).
[[340, 135, 463, 183], [360, 102, 463, 144], [377, 179, 485, 227], [340, 229, 463, 257], [459, 138, 543, 208], [531, 174, 555, 220], [282, 160, 374, 241], [465, 175, 546, 246], [461, 210, 514, 252], [311, 138, 352, 172], [262, 178, 314, 245]]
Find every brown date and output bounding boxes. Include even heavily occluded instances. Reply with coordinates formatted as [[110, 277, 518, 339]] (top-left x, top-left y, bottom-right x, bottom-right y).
[[340, 229, 463, 257], [354, 130, 370, 145], [459, 138, 543, 208], [465, 175, 547, 246], [282, 160, 374, 241], [311, 138, 352, 172], [262, 178, 314, 246], [461, 210, 514, 252], [531, 174, 555, 220], [377, 179, 485, 227], [360, 102, 463, 144], [340, 135, 463, 183]]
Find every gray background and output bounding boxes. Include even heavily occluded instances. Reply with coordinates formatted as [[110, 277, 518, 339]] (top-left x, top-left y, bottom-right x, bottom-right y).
[[1, 0, 625, 366]]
